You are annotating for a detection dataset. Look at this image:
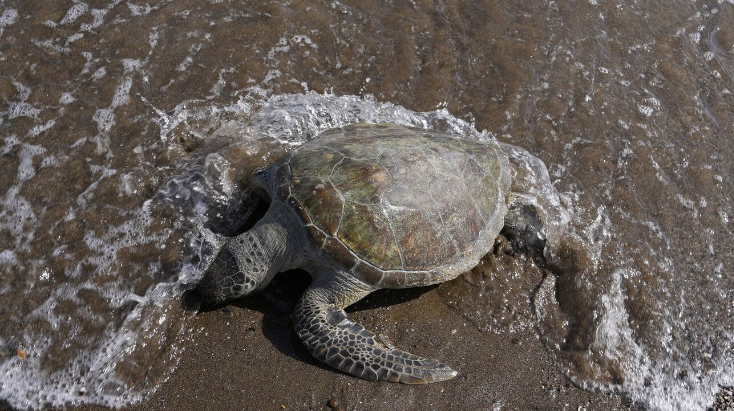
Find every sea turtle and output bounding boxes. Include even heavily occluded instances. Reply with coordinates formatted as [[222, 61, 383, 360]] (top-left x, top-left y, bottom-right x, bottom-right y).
[[198, 123, 545, 384]]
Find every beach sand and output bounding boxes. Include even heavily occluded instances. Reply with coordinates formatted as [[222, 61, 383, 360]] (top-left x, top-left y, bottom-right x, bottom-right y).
[[61, 247, 638, 411], [7, 239, 730, 411]]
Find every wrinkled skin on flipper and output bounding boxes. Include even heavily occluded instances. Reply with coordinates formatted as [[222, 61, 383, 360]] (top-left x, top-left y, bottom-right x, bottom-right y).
[[293, 272, 458, 383]]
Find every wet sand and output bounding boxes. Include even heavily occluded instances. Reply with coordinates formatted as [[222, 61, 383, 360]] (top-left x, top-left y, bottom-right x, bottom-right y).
[[36, 243, 638, 411], [67, 260, 634, 411], [62, 246, 734, 410], [5, 273, 733, 411], [63, 271, 731, 411]]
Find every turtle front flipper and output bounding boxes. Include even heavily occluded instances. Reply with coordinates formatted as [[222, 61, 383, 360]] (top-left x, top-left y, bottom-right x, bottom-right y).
[[293, 272, 458, 384]]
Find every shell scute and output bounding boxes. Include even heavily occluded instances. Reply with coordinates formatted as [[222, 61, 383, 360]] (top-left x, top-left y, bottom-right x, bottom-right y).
[[354, 261, 384, 284], [339, 202, 402, 268], [330, 159, 393, 205], [322, 237, 358, 269], [380, 271, 406, 288], [291, 177, 342, 236], [290, 147, 343, 179], [390, 209, 447, 270], [306, 224, 326, 248], [403, 271, 430, 288]]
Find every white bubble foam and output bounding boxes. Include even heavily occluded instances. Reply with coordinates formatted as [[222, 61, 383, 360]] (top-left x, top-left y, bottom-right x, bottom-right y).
[[128, 3, 153, 16], [0, 249, 18, 266], [59, 2, 88, 25], [638, 104, 654, 117], [27, 120, 56, 138], [92, 67, 107, 80], [92, 76, 133, 133], [148, 29, 159, 49], [59, 93, 76, 104], [0, 8, 18, 36], [122, 59, 142, 73], [66, 32, 84, 44], [7, 102, 41, 119]]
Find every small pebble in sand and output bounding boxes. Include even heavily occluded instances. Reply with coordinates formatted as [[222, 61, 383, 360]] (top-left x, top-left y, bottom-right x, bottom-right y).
[[16, 349, 27, 360], [327, 398, 338, 408]]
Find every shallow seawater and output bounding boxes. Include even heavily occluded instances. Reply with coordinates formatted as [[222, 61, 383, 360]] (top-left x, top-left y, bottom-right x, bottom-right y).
[[0, 1, 732, 410]]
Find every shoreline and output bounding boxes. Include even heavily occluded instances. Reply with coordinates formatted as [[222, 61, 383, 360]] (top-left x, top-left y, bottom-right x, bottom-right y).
[[51, 269, 634, 411], [5, 266, 732, 411]]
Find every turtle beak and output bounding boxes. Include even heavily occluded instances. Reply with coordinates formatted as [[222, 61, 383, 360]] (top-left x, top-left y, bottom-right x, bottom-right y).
[[197, 270, 227, 307], [196, 252, 231, 307], [196, 247, 259, 307]]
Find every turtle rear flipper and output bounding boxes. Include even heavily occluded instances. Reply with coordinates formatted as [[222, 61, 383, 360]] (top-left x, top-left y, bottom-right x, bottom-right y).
[[293, 272, 458, 384], [501, 199, 547, 266]]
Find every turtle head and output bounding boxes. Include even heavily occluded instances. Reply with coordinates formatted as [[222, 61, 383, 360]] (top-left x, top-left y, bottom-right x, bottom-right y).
[[197, 200, 302, 307], [197, 246, 261, 306]]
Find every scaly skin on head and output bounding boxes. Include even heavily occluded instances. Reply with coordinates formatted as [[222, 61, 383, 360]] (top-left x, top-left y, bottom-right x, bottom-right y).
[[198, 201, 305, 306]]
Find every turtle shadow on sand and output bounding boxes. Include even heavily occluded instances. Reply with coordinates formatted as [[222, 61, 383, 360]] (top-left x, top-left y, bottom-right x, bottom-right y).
[[198, 269, 436, 374]]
